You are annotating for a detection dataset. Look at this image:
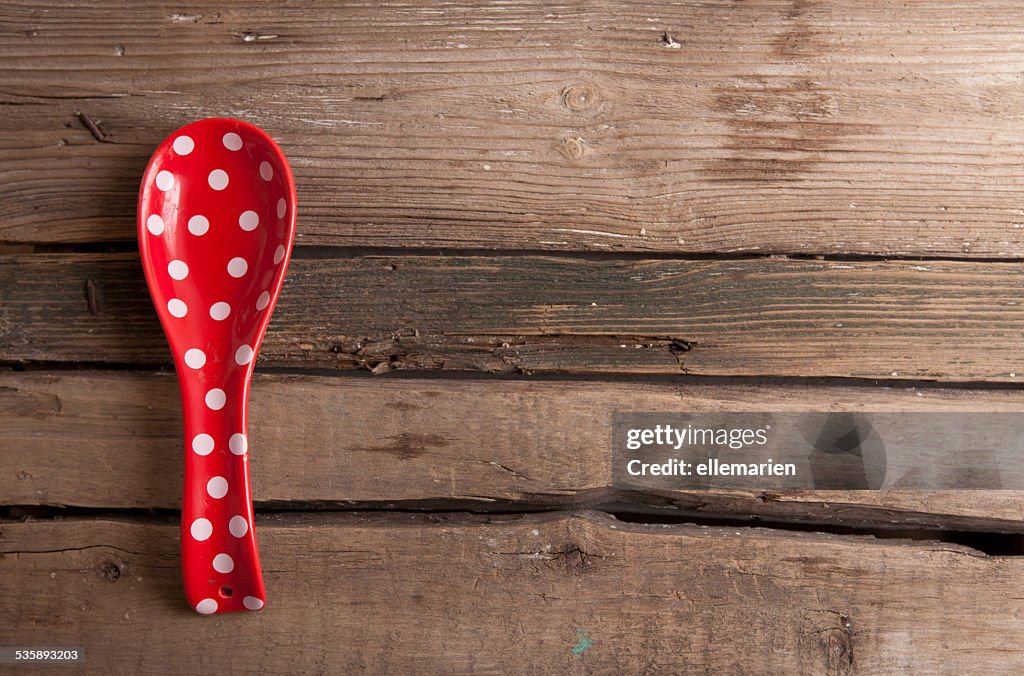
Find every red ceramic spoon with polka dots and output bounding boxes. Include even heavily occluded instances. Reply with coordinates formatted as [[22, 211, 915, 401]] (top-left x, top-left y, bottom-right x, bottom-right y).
[[137, 119, 296, 615]]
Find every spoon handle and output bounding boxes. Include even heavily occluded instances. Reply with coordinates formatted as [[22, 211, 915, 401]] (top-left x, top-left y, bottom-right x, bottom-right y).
[[180, 375, 265, 614]]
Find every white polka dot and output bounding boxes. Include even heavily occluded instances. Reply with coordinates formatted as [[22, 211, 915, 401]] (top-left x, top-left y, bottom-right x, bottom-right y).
[[191, 433, 214, 456], [234, 345, 254, 366], [243, 596, 264, 611], [155, 170, 174, 191], [227, 257, 248, 278], [238, 210, 259, 231], [146, 214, 164, 235], [188, 214, 210, 236], [273, 245, 285, 265], [209, 302, 231, 321], [195, 598, 218, 615], [276, 197, 286, 219], [256, 291, 270, 311], [167, 299, 187, 318], [206, 476, 228, 499], [167, 259, 189, 280], [205, 388, 226, 410], [213, 553, 234, 573], [190, 517, 212, 541], [208, 169, 229, 190], [184, 348, 206, 369], [222, 132, 243, 151], [229, 515, 249, 538], [173, 135, 194, 155], [260, 161, 273, 181], [229, 433, 248, 455]]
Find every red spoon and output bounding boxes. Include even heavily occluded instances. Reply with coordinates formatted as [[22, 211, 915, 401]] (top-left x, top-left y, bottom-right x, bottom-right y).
[[137, 119, 296, 614]]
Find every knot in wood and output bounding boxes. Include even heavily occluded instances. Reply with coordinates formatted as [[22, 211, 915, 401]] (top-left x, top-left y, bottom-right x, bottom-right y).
[[821, 624, 853, 672], [562, 83, 600, 112], [98, 559, 123, 583], [550, 544, 593, 574], [557, 137, 587, 161]]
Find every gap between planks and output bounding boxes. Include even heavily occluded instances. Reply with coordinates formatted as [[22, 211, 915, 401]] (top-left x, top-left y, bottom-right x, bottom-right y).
[[23, 241, 1024, 265], [4, 511, 1024, 672], [5, 253, 1024, 380], [5, 504, 1024, 557], [6, 370, 1024, 532]]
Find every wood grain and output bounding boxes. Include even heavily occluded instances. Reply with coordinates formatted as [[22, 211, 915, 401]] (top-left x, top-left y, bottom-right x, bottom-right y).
[[3, 511, 1023, 673], [4, 253, 1024, 380], [6, 370, 1024, 530], [3, 1, 1024, 254]]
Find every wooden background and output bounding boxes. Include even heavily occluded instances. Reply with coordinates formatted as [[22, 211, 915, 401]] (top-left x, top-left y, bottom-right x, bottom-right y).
[[3, 1, 1024, 672]]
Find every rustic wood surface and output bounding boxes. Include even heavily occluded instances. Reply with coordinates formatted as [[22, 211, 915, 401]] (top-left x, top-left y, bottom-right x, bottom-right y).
[[5, 253, 1024, 380], [5, 370, 1024, 531], [3, 1, 1024, 255], [4, 0, 1024, 670], [4, 512, 1023, 674]]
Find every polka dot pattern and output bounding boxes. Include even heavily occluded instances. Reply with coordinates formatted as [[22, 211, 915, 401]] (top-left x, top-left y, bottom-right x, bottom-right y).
[[192, 433, 215, 456], [167, 298, 187, 318], [229, 433, 247, 455], [235, 345, 254, 366], [187, 214, 209, 236], [213, 553, 235, 573], [209, 302, 231, 321], [208, 169, 229, 190], [238, 210, 259, 231], [184, 348, 206, 369], [173, 135, 195, 156], [229, 516, 249, 538], [205, 388, 226, 410], [223, 132, 243, 151], [196, 598, 218, 615], [190, 518, 213, 541], [227, 257, 249, 278], [207, 476, 228, 499], [168, 259, 189, 280], [243, 596, 264, 611], [156, 171, 174, 191], [147, 214, 165, 235], [139, 119, 294, 613]]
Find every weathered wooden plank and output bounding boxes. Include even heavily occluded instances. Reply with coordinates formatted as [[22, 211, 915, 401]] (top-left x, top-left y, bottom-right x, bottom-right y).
[[6, 370, 1024, 531], [3, 253, 1024, 380], [3, 1, 1024, 255], [3, 512, 1022, 673]]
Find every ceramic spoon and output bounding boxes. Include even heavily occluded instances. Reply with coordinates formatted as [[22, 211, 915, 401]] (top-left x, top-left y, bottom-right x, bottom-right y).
[[137, 119, 296, 614]]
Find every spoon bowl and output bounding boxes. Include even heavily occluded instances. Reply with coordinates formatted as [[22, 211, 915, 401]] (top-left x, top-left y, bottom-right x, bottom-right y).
[[138, 118, 296, 614]]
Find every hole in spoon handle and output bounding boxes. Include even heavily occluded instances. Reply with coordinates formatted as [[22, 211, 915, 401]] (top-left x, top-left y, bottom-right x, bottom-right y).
[[180, 380, 265, 615]]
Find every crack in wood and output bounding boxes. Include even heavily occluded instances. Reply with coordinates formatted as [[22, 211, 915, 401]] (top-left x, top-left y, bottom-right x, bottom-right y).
[[74, 112, 111, 143]]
